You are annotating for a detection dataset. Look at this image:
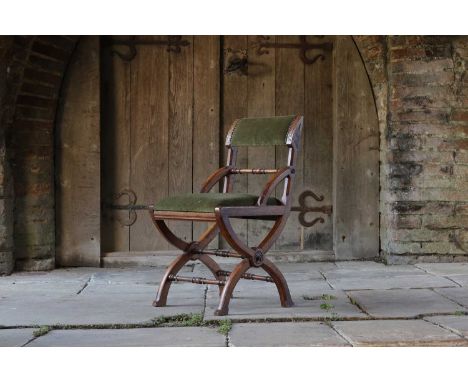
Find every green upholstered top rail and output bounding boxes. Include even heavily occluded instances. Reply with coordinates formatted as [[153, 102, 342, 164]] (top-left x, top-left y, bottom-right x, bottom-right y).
[[226, 115, 302, 146]]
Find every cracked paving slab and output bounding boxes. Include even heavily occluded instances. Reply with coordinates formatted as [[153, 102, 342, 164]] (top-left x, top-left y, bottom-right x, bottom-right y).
[[415, 263, 468, 276], [434, 287, 468, 308], [27, 327, 226, 347], [332, 319, 468, 346], [229, 322, 350, 346], [0, 279, 205, 327], [348, 289, 465, 318], [204, 285, 365, 321], [325, 273, 458, 290], [323, 265, 458, 290], [426, 315, 468, 338], [445, 275, 468, 287], [0, 328, 36, 347]]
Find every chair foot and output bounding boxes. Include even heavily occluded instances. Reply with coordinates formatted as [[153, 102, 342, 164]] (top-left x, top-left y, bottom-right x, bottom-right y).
[[214, 308, 229, 316], [152, 299, 166, 307], [281, 298, 294, 308]]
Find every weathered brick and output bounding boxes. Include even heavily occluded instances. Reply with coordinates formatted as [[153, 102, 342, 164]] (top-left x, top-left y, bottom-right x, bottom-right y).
[[16, 95, 56, 109], [391, 109, 451, 124], [423, 215, 468, 230], [389, 135, 422, 150], [387, 241, 423, 254], [455, 151, 468, 164], [20, 82, 57, 99], [391, 201, 455, 215], [23, 68, 62, 87], [31, 40, 70, 61], [393, 215, 422, 229], [391, 58, 454, 74], [421, 242, 466, 255], [36, 36, 76, 53], [392, 71, 455, 87], [389, 228, 449, 242], [28, 54, 67, 74], [390, 123, 467, 138], [15, 105, 56, 121], [455, 203, 468, 215], [438, 139, 468, 151], [451, 109, 468, 122], [387, 150, 454, 164]]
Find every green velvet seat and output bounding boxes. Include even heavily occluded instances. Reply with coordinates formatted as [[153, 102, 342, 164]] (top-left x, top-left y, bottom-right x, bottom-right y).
[[155, 193, 282, 213]]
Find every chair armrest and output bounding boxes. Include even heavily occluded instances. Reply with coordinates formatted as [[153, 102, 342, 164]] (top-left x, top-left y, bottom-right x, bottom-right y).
[[200, 166, 232, 193], [257, 167, 293, 206]]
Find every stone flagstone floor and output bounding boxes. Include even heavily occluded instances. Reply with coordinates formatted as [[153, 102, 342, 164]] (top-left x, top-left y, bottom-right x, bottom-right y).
[[1, 261, 468, 346]]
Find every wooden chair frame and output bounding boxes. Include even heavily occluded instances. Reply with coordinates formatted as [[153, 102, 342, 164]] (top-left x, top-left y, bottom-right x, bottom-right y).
[[149, 116, 303, 316]]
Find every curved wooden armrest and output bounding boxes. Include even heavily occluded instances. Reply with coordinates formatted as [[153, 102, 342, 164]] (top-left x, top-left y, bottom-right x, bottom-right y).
[[257, 167, 293, 206], [200, 166, 232, 193]]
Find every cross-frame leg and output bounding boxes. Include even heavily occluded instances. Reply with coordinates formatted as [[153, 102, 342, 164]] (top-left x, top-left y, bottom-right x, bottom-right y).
[[150, 217, 224, 307], [214, 210, 294, 315], [150, 210, 294, 316]]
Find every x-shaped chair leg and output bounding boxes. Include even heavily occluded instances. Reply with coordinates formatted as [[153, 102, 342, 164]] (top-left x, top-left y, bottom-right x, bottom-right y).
[[151, 217, 224, 307]]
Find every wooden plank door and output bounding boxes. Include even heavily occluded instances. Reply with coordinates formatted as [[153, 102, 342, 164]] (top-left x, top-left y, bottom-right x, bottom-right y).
[[101, 36, 219, 254], [222, 35, 335, 252]]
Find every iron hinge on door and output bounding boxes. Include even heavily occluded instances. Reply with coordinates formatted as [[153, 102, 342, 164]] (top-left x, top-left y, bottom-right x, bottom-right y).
[[291, 190, 333, 227], [103, 189, 152, 227], [107, 36, 191, 62]]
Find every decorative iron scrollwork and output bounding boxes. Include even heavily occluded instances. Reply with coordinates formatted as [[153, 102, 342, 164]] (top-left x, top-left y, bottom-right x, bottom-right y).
[[109, 36, 190, 62], [291, 190, 333, 227], [103, 189, 152, 227], [252, 36, 333, 65]]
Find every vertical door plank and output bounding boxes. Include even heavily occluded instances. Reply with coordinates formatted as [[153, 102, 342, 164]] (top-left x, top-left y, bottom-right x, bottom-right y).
[[168, 36, 194, 243], [246, 35, 277, 247], [221, 36, 249, 248], [130, 36, 169, 251], [274, 35, 305, 250], [333, 36, 379, 259], [101, 36, 132, 252], [193, 36, 220, 247], [303, 36, 334, 250], [56, 36, 100, 266]]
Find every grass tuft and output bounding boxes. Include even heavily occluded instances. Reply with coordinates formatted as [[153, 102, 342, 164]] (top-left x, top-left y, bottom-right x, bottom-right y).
[[303, 293, 337, 301], [33, 326, 51, 337], [152, 313, 204, 327], [217, 319, 232, 336], [320, 302, 335, 311]]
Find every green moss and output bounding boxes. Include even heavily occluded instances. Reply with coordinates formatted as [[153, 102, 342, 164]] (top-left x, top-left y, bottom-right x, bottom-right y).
[[33, 326, 51, 337], [303, 293, 337, 301], [152, 313, 204, 327], [320, 303, 335, 311], [217, 319, 232, 336]]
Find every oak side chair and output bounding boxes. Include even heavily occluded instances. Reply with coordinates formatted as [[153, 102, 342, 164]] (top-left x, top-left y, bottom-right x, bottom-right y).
[[149, 115, 304, 316]]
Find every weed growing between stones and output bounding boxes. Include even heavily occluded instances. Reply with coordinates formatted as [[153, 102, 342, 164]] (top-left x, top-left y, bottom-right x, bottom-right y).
[[33, 326, 51, 337], [152, 313, 204, 327], [302, 293, 337, 301], [217, 319, 232, 336]]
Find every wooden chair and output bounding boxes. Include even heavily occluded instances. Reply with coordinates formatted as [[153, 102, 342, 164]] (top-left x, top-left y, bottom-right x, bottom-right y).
[[149, 115, 303, 316]]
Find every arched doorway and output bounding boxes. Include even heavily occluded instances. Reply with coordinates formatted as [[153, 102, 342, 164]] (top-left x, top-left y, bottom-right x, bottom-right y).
[[55, 35, 379, 266]]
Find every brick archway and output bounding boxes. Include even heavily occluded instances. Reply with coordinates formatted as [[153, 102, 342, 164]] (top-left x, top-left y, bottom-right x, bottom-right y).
[[1, 35, 386, 273], [1, 36, 78, 272]]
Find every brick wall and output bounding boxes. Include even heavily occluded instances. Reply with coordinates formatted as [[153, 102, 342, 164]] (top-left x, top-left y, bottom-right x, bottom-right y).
[[0, 36, 77, 273], [0, 37, 14, 274], [356, 36, 468, 264]]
